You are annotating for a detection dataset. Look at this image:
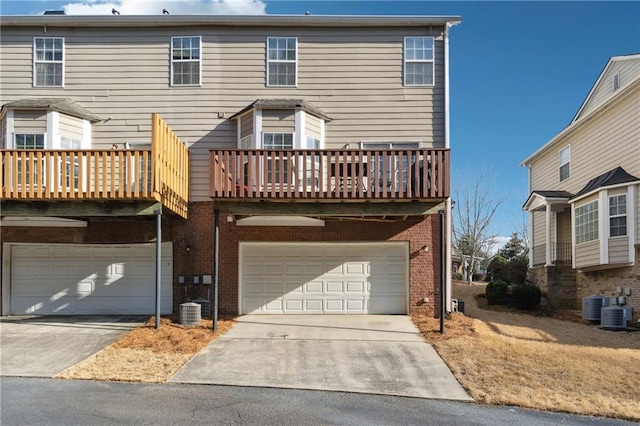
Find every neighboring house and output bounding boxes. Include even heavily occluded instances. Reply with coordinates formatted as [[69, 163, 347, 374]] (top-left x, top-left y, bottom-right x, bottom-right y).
[[522, 54, 640, 318], [0, 14, 460, 317]]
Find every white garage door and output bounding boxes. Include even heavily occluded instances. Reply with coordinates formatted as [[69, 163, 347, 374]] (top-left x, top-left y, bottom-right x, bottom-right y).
[[240, 242, 408, 314], [10, 243, 173, 315]]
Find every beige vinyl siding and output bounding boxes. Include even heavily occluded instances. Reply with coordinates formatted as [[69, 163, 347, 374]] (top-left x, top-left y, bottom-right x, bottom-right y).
[[13, 110, 47, 134], [262, 110, 295, 133], [306, 114, 322, 140], [528, 82, 640, 246], [575, 240, 600, 268], [0, 25, 446, 201], [608, 236, 629, 263], [58, 113, 84, 140], [240, 114, 253, 139], [578, 58, 640, 119]]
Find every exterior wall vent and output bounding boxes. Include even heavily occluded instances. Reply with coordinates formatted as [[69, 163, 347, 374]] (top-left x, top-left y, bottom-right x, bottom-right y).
[[600, 306, 627, 330], [581, 295, 605, 322], [179, 302, 201, 326]]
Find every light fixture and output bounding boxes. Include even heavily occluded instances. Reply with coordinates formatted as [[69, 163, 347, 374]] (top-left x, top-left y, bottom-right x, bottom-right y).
[[186, 244, 191, 252], [422, 245, 429, 252]]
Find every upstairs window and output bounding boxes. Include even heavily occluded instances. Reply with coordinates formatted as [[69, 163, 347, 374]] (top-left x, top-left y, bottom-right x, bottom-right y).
[[267, 37, 297, 87], [559, 145, 570, 182], [15, 134, 45, 149], [609, 194, 627, 237], [404, 37, 434, 86], [263, 133, 293, 149], [171, 36, 201, 86], [34, 37, 64, 87], [575, 200, 598, 244]]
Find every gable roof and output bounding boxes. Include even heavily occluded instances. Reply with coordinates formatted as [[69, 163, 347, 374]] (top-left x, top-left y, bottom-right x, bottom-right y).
[[571, 166, 640, 201], [521, 54, 640, 167], [230, 99, 332, 121], [1, 98, 102, 122], [523, 190, 574, 210], [571, 54, 640, 123]]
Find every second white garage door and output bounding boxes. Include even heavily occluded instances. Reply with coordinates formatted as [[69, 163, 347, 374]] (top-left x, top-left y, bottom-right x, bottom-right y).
[[240, 242, 408, 314]]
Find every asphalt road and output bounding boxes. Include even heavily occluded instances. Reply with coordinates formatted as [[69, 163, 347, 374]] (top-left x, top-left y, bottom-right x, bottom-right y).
[[0, 378, 634, 426]]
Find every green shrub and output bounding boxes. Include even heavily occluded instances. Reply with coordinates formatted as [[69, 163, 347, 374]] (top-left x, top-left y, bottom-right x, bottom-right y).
[[452, 272, 464, 281], [511, 283, 542, 310], [485, 280, 509, 305]]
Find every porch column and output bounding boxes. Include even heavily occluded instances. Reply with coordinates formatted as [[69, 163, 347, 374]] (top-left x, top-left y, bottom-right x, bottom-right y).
[[545, 204, 552, 266]]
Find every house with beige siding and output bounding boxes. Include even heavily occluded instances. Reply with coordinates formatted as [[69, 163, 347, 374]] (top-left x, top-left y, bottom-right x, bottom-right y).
[[522, 54, 640, 318], [0, 14, 459, 318]]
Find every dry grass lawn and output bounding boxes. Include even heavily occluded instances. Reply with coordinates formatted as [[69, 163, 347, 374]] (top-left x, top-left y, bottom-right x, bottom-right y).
[[58, 316, 235, 383], [413, 282, 640, 421]]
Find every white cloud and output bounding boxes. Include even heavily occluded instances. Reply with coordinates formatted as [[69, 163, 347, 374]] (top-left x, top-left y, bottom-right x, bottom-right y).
[[62, 0, 267, 15]]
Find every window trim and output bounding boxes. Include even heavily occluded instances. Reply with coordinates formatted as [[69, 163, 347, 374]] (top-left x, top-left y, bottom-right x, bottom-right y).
[[558, 145, 570, 182], [608, 194, 627, 238], [266, 37, 298, 88], [14, 133, 45, 149], [263, 132, 294, 149], [575, 200, 599, 244], [170, 35, 202, 87], [403, 36, 435, 87], [33, 37, 65, 87]]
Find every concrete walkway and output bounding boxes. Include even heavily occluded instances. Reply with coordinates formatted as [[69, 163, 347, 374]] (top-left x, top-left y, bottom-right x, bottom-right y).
[[170, 315, 472, 401], [0, 316, 144, 377]]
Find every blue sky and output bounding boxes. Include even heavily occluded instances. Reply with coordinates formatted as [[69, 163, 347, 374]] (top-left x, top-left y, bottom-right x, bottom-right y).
[[1, 1, 639, 241]]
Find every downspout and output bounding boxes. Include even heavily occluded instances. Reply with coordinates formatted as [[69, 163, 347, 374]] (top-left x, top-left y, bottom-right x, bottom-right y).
[[155, 207, 162, 329], [444, 20, 459, 313], [212, 208, 220, 331]]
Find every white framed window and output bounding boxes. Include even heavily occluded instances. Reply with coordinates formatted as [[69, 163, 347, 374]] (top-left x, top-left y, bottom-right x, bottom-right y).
[[306, 135, 320, 149], [263, 133, 293, 184], [559, 145, 570, 182], [263, 132, 293, 149], [267, 37, 297, 87], [33, 37, 64, 87], [609, 194, 627, 237], [612, 72, 620, 91], [171, 36, 201, 86], [404, 36, 434, 86], [240, 135, 252, 149], [575, 200, 599, 244], [15, 133, 45, 149]]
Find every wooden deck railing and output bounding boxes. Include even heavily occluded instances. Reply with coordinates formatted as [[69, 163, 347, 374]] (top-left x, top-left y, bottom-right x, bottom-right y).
[[532, 243, 572, 266], [210, 148, 449, 200], [1, 114, 189, 218]]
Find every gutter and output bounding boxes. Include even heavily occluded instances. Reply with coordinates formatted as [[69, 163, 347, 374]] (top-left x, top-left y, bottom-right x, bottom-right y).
[[0, 14, 462, 28]]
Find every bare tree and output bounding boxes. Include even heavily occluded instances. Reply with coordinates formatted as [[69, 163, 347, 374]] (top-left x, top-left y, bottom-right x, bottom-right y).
[[452, 167, 504, 285], [512, 210, 530, 255]]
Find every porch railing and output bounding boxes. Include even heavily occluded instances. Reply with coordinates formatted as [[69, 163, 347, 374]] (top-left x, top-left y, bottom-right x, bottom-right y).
[[1, 114, 189, 218], [532, 242, 573, 266], [210, 148, 449, 200]]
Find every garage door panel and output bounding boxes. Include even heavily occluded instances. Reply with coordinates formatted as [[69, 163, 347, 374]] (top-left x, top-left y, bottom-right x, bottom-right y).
[[240, 243, 407, 314], [305, 281, 323, 293], [11, 243, 172, 315], [326, 281, 344, 293]]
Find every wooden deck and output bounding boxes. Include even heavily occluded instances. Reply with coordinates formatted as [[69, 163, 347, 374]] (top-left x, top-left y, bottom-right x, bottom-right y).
[[1, 114, 189, 218], [210, 148, 449, 201]]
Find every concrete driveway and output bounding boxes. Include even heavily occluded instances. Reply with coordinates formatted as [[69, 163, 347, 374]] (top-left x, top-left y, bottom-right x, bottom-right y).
[[0, 316, 144, 377], [170, 315, 472, 401]]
